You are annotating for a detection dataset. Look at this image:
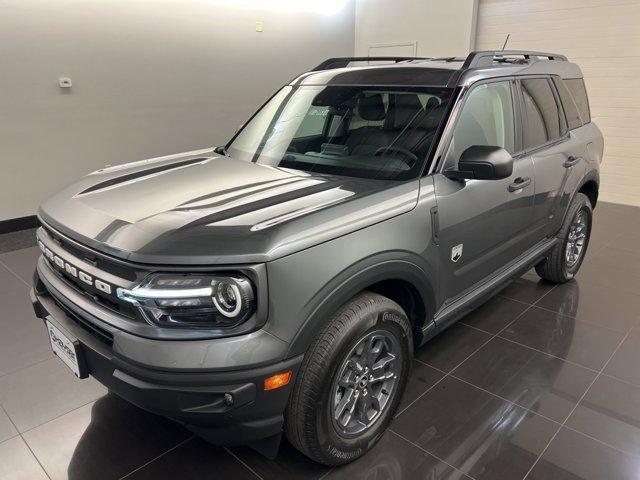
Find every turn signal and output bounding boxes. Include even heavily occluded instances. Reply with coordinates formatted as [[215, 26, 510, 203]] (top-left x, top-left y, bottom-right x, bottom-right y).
[[264, 371, 292, 391]]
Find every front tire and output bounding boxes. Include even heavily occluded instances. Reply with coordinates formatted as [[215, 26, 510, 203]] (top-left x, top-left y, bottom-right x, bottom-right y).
[[284, 292, 412, 466], [535, 192, 592, 283]]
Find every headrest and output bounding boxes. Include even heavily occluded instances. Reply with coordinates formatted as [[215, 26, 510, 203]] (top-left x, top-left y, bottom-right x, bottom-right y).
[[426, 96, 440, 109], [357, 94, 386, 121], [386, 94, 424, 130]]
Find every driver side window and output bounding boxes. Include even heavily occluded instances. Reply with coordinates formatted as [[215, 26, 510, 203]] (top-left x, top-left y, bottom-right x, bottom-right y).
[[445, 81, 515, 169]]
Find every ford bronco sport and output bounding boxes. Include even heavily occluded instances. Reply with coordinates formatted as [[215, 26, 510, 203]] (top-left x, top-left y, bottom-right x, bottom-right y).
[[31, 51, 602, 465]]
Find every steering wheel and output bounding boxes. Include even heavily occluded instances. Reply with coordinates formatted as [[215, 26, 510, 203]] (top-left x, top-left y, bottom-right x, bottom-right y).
[[373, 146, 418, 166]]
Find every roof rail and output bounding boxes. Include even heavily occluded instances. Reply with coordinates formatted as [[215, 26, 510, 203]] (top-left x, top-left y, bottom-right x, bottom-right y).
[[462, 50, 568, 69], [312, 56, 429, 71]]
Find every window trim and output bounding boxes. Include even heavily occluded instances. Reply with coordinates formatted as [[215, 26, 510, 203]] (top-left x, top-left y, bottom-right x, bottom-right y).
[[516, 75, 570, 155], [432, 76, 522, 174]]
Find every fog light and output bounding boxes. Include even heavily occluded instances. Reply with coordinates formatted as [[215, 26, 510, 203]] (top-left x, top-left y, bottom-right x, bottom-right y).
[[224, 393, 234, 406], [264, 371, 292, 391]]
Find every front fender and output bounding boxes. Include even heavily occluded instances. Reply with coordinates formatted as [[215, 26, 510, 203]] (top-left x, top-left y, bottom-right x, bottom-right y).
[[284, 254, 436, 357]]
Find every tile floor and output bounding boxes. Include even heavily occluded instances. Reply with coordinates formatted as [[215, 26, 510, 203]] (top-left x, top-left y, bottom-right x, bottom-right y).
[[1, 202, 639, 480]]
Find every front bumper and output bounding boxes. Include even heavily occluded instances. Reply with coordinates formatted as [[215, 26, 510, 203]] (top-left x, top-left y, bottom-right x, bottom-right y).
[[31, 269, 302, 445]]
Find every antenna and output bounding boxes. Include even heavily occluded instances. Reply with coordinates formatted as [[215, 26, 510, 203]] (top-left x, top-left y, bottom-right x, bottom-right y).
[[501, 34, 511, 51]]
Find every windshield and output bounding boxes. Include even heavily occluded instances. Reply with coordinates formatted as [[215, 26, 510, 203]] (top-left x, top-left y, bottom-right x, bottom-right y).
[[227, 85, 453, 180]]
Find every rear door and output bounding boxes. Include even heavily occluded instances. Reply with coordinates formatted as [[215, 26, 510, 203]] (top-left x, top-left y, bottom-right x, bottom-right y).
[[517, 77, 586, 238], [433, 78, 535, 304]]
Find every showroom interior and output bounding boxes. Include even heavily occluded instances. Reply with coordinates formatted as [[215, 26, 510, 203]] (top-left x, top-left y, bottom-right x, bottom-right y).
[[1, 0, 640, 479]]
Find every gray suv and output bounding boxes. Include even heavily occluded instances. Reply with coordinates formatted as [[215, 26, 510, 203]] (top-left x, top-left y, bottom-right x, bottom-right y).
[[31, 51, 602, 465]]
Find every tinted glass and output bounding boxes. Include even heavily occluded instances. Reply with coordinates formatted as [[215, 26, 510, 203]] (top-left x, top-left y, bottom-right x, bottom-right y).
[[565, 78, 591, 124], [228, 85, 453, 180], [553, 78, 583, 130], [446, 81, 515, 165], [521, 78, 561, 149]]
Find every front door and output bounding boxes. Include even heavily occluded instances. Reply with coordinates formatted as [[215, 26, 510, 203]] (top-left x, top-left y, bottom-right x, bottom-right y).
[[433, 79, 535, 305]]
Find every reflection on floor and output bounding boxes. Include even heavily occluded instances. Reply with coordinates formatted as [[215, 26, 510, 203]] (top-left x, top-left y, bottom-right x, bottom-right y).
[[1, 202, 640, 480]]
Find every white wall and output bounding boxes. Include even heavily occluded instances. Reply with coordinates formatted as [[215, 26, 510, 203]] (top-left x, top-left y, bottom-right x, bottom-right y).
[[355, 0, 478, 57], [0, 0, 355, 221], [476, 0, 640, 207]]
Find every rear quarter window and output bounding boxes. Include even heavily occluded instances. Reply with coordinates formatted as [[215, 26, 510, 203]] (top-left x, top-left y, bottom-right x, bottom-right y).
[[565, 78, 591, 125], [553, 78, 583, 130], [520, 78, 562, 149]]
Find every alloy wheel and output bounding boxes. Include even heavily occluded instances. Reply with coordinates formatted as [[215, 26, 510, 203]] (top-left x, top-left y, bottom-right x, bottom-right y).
[[565, 209, 588, 268], [331, 330, 400, 437]]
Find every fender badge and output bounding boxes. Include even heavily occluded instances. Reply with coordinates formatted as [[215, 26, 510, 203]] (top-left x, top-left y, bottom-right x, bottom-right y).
[[451, 244, 463, 263]]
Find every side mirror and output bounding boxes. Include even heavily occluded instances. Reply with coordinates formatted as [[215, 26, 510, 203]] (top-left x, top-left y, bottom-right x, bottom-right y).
[[446, 145, 513, 180]]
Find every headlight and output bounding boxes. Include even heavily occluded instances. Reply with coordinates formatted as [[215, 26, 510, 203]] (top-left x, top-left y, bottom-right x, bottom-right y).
[[117, 274, 255, 329]]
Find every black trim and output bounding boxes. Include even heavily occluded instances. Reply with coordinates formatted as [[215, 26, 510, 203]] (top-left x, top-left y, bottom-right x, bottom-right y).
[[462, 50, 568, 69], [0, 215, 38, 234], [312, 57, 430, 71], [78, 158, 207, 195]]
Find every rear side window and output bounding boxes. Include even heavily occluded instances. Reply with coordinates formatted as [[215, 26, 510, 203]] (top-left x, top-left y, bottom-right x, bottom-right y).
[[565, 78, 591, 124], [520, 78, 562, 149], [553, 78, 583, 130]]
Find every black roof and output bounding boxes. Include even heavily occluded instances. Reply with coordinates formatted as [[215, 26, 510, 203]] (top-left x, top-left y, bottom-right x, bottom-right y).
[[292, 51, 583, 88]]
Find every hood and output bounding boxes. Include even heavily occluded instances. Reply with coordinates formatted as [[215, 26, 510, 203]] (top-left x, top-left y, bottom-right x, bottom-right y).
[[39, 149, 419, 265]]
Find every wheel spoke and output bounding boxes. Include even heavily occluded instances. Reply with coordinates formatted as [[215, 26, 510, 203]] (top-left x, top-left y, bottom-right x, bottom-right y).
[[346, 358, 364, 375], [372, 353, 395, 374], [356, 392, 373, 423], [369, 370, 394, 384], [370, 392, 383, 413], [334, 388, 356, 422], [365, 336, 383, 368]]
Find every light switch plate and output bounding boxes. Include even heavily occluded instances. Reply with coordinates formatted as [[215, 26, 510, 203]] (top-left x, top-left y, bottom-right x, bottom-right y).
[[58, 76, 72, 88]]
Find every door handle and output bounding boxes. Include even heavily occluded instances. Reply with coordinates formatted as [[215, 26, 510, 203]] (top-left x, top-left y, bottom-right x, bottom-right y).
[[563, 156, 582, 168], [508, 177, 531, 192]]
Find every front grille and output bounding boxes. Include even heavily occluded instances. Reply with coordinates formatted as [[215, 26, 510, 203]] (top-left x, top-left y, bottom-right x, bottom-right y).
[[53, 297, 114, 347], [42, 225, 137, 281], [55, 266, 138, 320]]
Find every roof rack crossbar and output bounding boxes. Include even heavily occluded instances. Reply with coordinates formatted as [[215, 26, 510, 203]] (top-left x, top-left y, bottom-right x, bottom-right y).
[[311, 56, 430, 71], [462, 50, 568, 69]]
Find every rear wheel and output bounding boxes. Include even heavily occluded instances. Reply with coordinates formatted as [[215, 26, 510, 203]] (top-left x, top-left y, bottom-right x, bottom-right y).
[[536, 192, 592, 283], [284, 292, 412, 465]]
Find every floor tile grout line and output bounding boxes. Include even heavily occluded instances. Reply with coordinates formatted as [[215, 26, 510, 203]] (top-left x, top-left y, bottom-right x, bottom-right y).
[[561, 423, 640, 460], [387, 429, 476, 480], [18, 396, 100, 437], [522, 316, 640, 479], [0, 404, 50, 479], [492, 299, 637, 336], [19, 434, 52, 480], [395, 292, 549, 418], [118, 435, 196, 479], [317, 467, 335, 480], [223, 447, 265, 480], [497, 294, 537, 306], [416, 350, 640, 459], [0, 403, 20, 437], [0, 355, 55, 381], [458, 322, 603, 374], [0, 256, 32, 289], [599, 371, 640, 391], [446, 372, 564, 426]]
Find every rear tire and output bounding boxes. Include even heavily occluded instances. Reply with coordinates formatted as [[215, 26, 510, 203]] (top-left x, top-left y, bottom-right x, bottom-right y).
[[535, 192, 592, 283], [284, 292, 412, 466]]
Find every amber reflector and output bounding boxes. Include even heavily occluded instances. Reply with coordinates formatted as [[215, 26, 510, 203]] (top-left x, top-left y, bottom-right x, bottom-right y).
[[264, 371, 292, 391]]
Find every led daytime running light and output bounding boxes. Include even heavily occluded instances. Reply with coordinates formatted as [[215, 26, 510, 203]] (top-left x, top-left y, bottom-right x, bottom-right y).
[[119, 286, 212, 300]]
